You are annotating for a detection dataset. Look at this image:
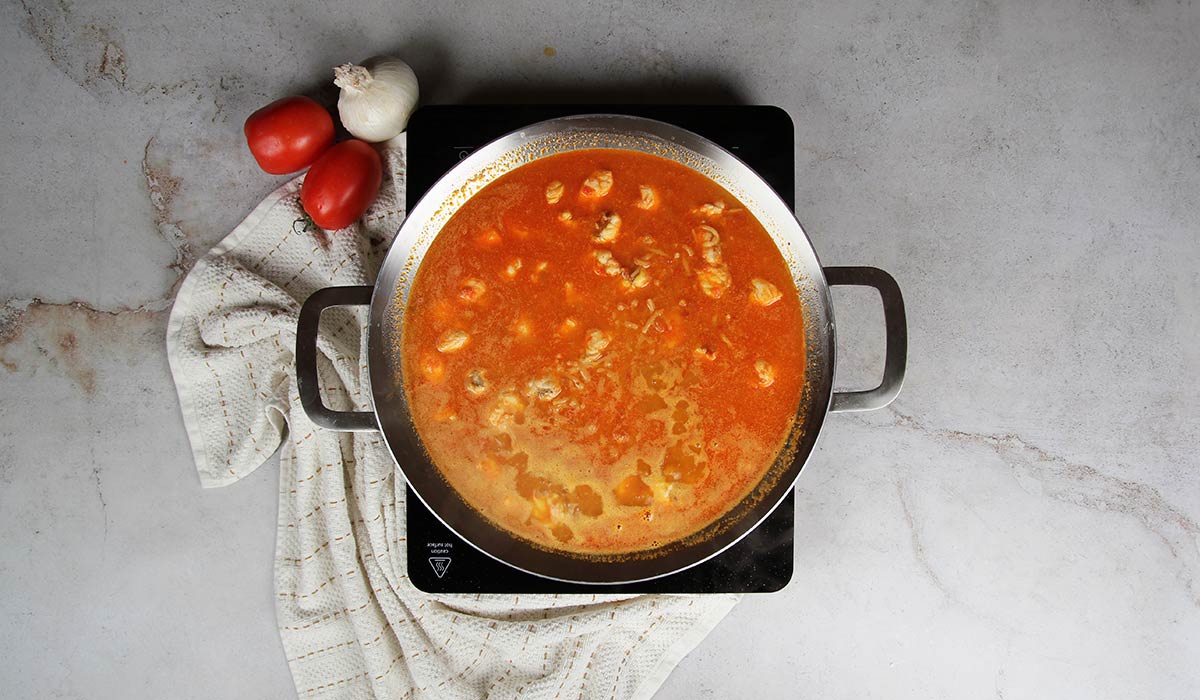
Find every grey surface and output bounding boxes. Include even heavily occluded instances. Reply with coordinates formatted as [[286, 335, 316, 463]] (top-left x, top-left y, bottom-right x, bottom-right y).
[[1, 0, 1197, 698]]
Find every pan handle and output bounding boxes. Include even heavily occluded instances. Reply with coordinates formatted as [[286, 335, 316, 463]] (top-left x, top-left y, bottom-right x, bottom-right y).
[[295, 285, 379, 431], [824, 266, 907, 413]]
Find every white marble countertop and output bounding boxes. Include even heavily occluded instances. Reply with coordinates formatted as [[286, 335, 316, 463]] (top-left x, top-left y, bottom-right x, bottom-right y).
[[2, 0, 1197, 697]]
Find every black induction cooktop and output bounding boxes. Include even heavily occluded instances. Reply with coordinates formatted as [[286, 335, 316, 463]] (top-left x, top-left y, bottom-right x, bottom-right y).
[[404, 104, 795, 594]]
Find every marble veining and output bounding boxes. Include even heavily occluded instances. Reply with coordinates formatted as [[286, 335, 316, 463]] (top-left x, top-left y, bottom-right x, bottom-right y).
[[886, 409, 1200, 606]]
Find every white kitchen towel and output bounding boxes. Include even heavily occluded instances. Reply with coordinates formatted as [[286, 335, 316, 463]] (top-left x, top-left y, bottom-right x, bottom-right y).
[[166, 134, 738, 700]]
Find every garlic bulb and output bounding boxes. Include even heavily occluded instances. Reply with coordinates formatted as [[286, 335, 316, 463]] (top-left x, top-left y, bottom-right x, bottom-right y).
[[333, 56, 419, 142]]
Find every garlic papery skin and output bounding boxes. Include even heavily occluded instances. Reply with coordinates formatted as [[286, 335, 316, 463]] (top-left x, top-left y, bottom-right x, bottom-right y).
[[333, 56, 419, 143]]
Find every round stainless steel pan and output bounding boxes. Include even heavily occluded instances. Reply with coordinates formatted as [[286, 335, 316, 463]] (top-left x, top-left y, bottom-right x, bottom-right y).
[[295, 114, 907, 584]]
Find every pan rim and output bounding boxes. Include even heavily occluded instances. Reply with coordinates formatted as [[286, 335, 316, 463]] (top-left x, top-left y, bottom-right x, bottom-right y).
[[367, 113, 836, 584]]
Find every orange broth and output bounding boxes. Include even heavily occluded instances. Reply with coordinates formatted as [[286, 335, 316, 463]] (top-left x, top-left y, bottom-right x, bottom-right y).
[[401, 148, 804, 554]]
